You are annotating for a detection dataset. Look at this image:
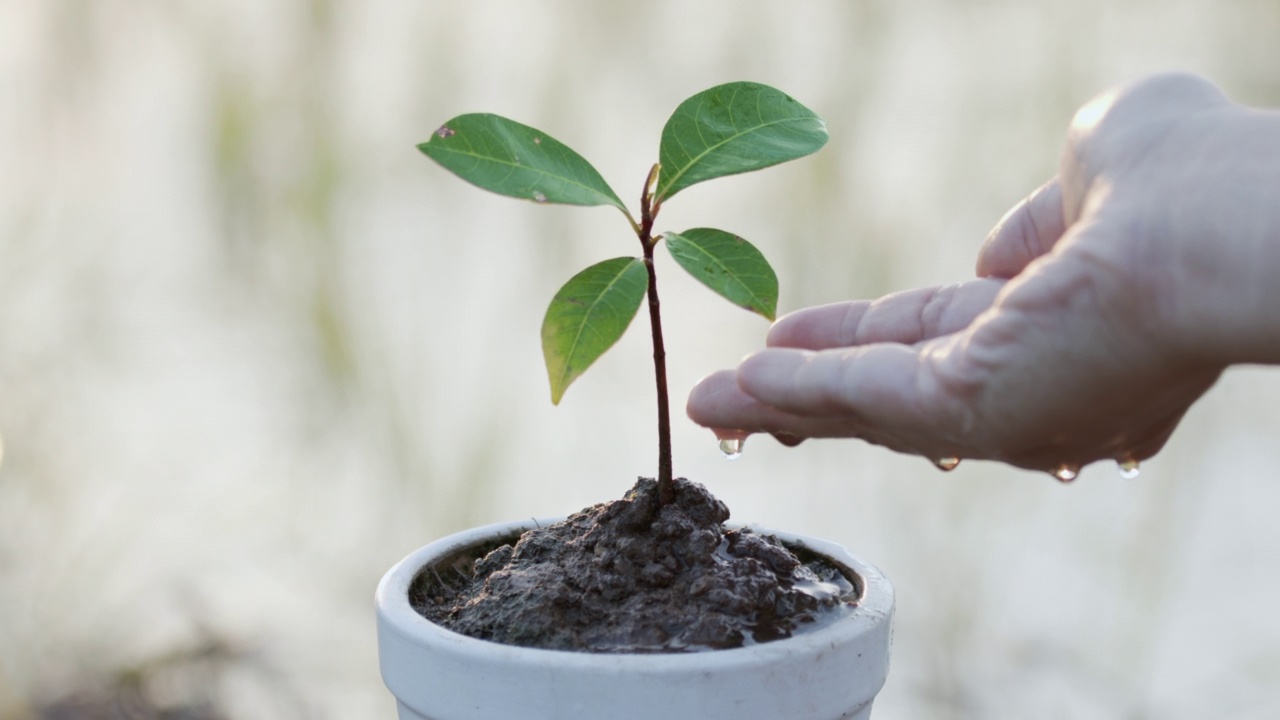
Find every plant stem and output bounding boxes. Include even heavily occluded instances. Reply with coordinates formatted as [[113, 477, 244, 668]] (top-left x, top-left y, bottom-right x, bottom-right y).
[[637, 164, 674, 506]]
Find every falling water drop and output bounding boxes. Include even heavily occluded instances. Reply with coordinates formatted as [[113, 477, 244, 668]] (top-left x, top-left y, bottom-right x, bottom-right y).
[[532, 191, 547, 203], [1051, 464, 1080, 483], [1117, 459, 1141, 479], [718, 437, 743, 461], [933, 457, 960, 472]]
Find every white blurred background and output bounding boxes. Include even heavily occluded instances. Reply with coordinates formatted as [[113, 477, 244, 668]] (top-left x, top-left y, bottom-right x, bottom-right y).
[[2, 1, 1279, 718]]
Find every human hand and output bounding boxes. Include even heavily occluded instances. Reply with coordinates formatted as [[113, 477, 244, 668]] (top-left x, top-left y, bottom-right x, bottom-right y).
[[687, 72, 1280, 477]]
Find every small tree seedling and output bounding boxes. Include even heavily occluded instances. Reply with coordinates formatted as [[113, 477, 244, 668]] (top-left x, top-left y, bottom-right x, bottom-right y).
[[420, 82, 828, 506]]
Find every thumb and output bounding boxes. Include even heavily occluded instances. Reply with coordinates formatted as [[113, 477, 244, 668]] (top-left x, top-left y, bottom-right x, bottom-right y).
[[976, 177, 1067, 279]]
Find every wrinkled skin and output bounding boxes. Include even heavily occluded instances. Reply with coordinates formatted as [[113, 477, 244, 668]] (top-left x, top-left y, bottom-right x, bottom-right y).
[[687, 73, 1280, 475]]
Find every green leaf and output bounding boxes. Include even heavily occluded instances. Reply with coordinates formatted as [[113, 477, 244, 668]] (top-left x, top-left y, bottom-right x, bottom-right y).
[[541, 257, 649, 404], [656, 82, 828, 203], [665, 228, 778, 320], [420, 113, 626, 211]]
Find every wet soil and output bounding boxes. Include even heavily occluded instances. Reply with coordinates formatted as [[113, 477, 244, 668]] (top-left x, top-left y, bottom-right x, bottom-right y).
[[410, 477, 859, 653]]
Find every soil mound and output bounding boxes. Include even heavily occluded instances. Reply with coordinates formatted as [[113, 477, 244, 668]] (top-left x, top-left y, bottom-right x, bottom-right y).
[[411, 477, 855, 652]]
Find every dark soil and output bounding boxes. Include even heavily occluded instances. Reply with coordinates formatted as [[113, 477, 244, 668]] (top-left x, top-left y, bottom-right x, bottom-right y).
[[410, 477, 859, 653]]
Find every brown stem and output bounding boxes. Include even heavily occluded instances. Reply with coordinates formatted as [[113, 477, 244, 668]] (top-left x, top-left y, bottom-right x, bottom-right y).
[[637, 164, 674, 505]]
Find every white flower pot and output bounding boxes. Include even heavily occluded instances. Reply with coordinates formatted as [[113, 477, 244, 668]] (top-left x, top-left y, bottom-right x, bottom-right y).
[[376, 518, 894, 720]]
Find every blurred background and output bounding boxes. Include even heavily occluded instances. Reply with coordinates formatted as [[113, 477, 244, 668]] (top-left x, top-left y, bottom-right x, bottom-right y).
[[3, 0, 1279, 717]]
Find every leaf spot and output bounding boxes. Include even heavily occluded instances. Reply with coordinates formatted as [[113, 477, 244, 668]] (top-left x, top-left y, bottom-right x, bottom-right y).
[[434, 125, 455, 139]]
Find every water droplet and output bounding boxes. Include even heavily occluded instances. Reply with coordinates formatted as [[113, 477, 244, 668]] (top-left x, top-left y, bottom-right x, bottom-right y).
[[1117, 459, 1141, 479], [532, 191, 547, 203], [434, 125, 455, 139], [718, 437, 743, 461], [933, 457, 960, 472], [1051, 464, 1080, 483]]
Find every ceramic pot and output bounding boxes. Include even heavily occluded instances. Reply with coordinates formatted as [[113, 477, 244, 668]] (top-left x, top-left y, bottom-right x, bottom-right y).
[[376, 518, 894, 720]]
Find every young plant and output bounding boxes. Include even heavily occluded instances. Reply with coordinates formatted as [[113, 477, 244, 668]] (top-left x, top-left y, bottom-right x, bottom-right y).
[[420, 82, 827, 506]]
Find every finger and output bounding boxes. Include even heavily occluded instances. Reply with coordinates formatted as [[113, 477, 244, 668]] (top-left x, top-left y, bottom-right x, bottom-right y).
[[736, 343, 971, 453], [713, 426, 806, 448], [976, 177, 1067, 279], [686, 370, 860, 440], [709, 427, 749, 442], [772, 432, 805, 447], [766, 278, 1005, 350], [707, 425, 804, 449], [686, 370, 789, 431]]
